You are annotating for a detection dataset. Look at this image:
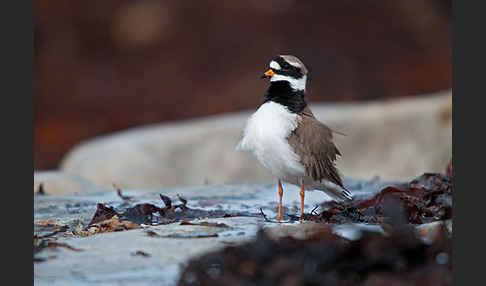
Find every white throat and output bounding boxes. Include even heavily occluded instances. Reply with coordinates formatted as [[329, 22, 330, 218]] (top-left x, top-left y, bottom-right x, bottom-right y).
[[236, 101, 305, 178], [271, 74, 307, 91]]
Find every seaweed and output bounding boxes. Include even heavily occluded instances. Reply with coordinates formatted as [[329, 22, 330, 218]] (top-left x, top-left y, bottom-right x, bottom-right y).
[[178, 200, 451, 286], [314, 172, 452, 225]]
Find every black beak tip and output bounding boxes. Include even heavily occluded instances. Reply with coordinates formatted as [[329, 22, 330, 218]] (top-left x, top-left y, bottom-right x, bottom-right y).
[[260, 74, 267, 79]]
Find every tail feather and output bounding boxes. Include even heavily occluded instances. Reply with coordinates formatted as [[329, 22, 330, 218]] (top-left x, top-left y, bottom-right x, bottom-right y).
[[319, 180, 353, 201]]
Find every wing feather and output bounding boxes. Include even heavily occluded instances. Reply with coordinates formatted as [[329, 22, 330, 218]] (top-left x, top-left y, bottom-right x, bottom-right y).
[[288, 109, 345, 189]]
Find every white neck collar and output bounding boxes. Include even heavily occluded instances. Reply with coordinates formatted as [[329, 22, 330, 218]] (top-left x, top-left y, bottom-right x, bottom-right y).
[[270, 74, 307, 91]]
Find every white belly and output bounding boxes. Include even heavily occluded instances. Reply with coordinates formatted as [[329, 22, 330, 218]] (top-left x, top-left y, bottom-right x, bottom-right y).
[[236, 101, 306, 179]]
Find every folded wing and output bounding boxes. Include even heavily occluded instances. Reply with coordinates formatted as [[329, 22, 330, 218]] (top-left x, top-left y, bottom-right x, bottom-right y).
[[287, 108, 345, 190]]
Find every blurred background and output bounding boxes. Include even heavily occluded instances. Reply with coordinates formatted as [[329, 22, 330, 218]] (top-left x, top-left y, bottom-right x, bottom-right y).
[[34, 0, 452, 191]]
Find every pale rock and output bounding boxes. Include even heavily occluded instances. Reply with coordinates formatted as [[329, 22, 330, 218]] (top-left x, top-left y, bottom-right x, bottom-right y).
[[60, 91, 452, 189], [34, 171, 107, 195]]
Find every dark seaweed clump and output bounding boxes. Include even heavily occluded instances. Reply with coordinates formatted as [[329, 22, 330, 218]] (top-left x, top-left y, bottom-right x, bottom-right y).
[[179, 215, 451, 286], [312, 172, 452, 225], [88, 193, 235, 226]]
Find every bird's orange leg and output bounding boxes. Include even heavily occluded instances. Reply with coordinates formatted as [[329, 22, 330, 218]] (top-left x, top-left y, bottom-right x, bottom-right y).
[[277, 180, 284, 221], [300, 184, 305, 222]]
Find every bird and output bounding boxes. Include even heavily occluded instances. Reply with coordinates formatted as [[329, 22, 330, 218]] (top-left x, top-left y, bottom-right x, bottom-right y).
[[236, 55, 352, 221]]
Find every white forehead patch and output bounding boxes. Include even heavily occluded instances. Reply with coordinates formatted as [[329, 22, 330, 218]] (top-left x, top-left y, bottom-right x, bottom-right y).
[[269, 61, 281, 70]]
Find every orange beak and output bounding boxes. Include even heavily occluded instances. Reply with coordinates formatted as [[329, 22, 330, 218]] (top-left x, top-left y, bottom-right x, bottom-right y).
[[261, 69, 275, 79]]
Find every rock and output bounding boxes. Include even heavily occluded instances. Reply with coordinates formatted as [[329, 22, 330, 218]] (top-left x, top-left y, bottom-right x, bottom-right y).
[[34, 216, 261, 286], [34, 182, 450, 285], [416, 220, 452, 243], [60, 91, 451, 189], [34, 171, 108, 195], [33, 183, 278, 285]]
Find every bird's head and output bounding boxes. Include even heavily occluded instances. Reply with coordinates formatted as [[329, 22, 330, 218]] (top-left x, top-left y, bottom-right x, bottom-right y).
[[261, 55, 308, 91]]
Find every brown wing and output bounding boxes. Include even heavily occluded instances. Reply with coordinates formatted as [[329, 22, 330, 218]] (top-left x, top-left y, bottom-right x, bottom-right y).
[[288, 108, 344, 188]]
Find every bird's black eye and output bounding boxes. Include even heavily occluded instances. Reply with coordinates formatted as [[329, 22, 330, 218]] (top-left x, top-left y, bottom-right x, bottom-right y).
[[281, 62, 291, 70]]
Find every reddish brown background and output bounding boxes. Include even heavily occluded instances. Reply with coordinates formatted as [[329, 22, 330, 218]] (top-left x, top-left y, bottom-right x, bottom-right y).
[[34, 0, 451, 170]]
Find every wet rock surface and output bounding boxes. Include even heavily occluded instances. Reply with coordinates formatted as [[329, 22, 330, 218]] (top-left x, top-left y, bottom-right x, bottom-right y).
[[177, 172, 452, 286], [34, 174, 452, 285]]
